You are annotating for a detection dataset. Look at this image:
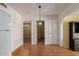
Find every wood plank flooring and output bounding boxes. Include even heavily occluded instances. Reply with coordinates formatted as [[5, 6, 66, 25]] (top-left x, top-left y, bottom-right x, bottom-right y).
[[12, 43, 79, 56]]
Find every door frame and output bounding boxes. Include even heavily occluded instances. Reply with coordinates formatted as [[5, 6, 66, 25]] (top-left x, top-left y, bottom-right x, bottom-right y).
[[23, 22, 32, 44], [36, 20, 45, 44]]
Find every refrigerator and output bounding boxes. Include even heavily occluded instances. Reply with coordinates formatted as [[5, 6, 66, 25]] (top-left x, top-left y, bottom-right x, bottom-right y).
[[0, 10, 12, 56]]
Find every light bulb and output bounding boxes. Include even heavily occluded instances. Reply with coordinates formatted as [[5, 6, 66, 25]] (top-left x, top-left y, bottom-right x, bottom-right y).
[[38, 22, 42, 25]]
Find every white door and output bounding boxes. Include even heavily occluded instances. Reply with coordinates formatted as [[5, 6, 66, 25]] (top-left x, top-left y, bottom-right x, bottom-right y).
[[0, 10, 11, 56]]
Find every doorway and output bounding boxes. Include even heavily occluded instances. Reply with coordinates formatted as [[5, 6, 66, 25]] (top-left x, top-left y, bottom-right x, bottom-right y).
[[37, 21, 45, 44], [23, 22, 31, 44]]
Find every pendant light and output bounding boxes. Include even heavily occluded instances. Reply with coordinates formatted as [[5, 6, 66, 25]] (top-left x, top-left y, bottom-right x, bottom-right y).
[[38, 5, 42, 25]]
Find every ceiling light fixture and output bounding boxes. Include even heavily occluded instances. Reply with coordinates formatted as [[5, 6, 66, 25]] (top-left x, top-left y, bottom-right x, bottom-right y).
[[38, 5, 42, 25]]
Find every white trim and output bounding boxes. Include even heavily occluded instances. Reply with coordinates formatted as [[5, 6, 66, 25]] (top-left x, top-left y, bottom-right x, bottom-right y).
[[8, 42, 23, 56], [8, 52, 12, 56], [11, 42, 23, 52]]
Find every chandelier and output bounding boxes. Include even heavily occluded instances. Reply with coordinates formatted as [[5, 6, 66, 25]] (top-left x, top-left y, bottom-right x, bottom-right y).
[[38, 5, 42, 25]]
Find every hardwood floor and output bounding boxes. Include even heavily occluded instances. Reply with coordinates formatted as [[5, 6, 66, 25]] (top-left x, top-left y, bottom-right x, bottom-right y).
[[12, 43, 79, 56]]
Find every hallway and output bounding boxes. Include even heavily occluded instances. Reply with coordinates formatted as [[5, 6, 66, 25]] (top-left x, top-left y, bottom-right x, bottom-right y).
[[1, 3, 79, 56], [12, 43, 79, 56]]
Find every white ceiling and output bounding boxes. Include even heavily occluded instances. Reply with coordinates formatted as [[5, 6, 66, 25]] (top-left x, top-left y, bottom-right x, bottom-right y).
[[7, 3, 71, 16]]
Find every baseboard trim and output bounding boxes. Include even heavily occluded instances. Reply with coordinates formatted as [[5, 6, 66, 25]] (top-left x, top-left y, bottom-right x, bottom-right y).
[[8, 52, 12, 56], [11, 43, 23, 56]]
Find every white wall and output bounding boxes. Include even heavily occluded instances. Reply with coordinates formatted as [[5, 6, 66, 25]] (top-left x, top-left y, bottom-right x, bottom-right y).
[[31, 20, 37, 44], [45, 19, 58, 44], [0, 4, 23, 55], [23, 15, 58, 45], [58, 4, 79, 46], [7, 5, 23, 52], [11, 13, 23, 51]]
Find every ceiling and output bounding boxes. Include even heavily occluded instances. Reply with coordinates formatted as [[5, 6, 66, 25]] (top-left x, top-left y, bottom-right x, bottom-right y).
[[7, 3, 71, 16]]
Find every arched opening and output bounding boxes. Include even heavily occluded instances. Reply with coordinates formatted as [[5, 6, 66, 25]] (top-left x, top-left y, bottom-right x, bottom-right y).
[[62, 15, 79, 48]]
